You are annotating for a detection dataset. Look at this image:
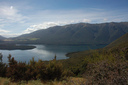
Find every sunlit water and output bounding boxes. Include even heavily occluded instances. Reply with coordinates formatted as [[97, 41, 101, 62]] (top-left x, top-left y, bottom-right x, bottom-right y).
[[0, 44, 107, 63]]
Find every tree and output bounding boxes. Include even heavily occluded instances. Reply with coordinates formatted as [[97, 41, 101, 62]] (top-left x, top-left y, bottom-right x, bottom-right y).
[[0, 53, 7, 77]]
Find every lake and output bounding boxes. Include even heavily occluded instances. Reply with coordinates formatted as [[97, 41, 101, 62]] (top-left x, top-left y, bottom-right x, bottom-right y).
[[0, 44, 107, 63]]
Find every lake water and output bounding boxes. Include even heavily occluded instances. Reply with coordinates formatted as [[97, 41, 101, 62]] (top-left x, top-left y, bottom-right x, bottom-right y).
[[0, 44, 107, 63]]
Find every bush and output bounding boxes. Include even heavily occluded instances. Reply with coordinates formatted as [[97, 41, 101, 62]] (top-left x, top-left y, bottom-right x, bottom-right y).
[[26, 59, 46, 80], [6, 55, 27, 82], [44, 60, 63, 80], [83, 50, 128, 85], [0, 62, 7, 77], [0, 53, 7, 77], [5, 55, 66, 82]]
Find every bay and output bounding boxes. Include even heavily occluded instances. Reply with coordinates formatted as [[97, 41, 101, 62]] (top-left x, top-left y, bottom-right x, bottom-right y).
[[0, 44, 107, 63]]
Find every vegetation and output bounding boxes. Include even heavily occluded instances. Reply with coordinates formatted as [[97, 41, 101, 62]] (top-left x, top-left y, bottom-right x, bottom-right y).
[[4, 55, 72, 82], [0, 77, 86, 85], [0, 54, 86, 85]]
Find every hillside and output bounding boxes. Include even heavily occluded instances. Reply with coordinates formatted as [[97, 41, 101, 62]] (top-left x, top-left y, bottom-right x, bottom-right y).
[[61, 33, 128, 84], [10, 22, 128, 45], [105, 33, 128, 50]]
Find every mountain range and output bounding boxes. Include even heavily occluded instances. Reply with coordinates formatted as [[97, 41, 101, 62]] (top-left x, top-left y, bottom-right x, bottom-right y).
[[5, 22, 128, 45]]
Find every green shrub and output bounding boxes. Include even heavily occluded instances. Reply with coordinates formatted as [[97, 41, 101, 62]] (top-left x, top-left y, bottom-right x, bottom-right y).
[[5, 55, 67, 82], [0, 62, 7, 77], [6, 55, 27, 82], [0, 53, 7, 77], [44, 60, 63, 80]]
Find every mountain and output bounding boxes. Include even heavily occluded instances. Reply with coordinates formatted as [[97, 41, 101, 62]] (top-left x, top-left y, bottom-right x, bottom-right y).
[[0, 35, 6, 40], [11, 22, 128, 45]]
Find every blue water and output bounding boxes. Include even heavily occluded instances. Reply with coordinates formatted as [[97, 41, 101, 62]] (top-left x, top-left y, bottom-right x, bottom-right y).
[[0, 44, 107, 63]]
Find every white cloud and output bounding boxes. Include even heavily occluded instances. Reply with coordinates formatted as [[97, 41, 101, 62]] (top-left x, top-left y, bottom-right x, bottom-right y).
[[103, 18, 108, 22], [10, 6, 13, 10], [1, 33, 21, 38], [0, 6, 16, 16], [0, 29, 10, 38], [0, 29, 10, 33], [82, 19, 91, 23], [0, 5, 27, 23]]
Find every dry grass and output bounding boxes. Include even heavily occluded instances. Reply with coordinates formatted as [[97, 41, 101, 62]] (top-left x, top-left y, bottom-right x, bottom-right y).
[[0, 77, 17, 85], [0, 77, 86, 85]]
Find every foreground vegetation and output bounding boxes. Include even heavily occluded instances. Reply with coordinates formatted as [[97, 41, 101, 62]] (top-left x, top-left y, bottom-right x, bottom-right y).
[[0, 77, 86, 85], [0, 54, 74, 82]]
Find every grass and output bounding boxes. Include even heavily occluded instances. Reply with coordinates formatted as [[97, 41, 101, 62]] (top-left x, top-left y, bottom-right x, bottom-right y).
[[0, 77, 17, 85], [0, 77, 86, 85]]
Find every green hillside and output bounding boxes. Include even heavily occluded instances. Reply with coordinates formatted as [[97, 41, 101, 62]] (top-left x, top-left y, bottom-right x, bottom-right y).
[[105, 33, 128, 50], [10, 22, 128, 45]]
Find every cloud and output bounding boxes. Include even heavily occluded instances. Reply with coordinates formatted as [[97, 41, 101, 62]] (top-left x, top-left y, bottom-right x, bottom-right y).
[[0, 29, 10, 33], [82, 19, 91, 23], [1, 33, 21, 38], [10, 6, 13, 10], [0, 29, 10, 37], [0, 5, 27, 24]]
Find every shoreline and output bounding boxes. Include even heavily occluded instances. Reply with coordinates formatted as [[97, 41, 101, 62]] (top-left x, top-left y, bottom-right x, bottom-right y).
[[0, 43, 36, 50]]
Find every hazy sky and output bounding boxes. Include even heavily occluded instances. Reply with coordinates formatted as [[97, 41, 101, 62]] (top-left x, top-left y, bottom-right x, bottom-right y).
[[0, 0, 128, 37]]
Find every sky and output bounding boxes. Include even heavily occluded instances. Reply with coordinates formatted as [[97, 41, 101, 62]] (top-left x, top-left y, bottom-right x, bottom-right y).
[[0, 0, 128, 37]]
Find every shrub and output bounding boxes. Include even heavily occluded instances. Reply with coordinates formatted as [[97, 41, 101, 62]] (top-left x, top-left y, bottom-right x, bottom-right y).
[[26, 59, 46, 80], [6, 55, 27, 82], [0, 53, 7, 77], [44, 60, 63, 80], [5, 55, 66, 82]]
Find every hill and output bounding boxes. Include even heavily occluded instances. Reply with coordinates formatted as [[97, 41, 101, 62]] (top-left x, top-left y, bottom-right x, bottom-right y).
[[10, 22, 128, 45], [105, 32, 128, 50], [61, 33, 128, 84]]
